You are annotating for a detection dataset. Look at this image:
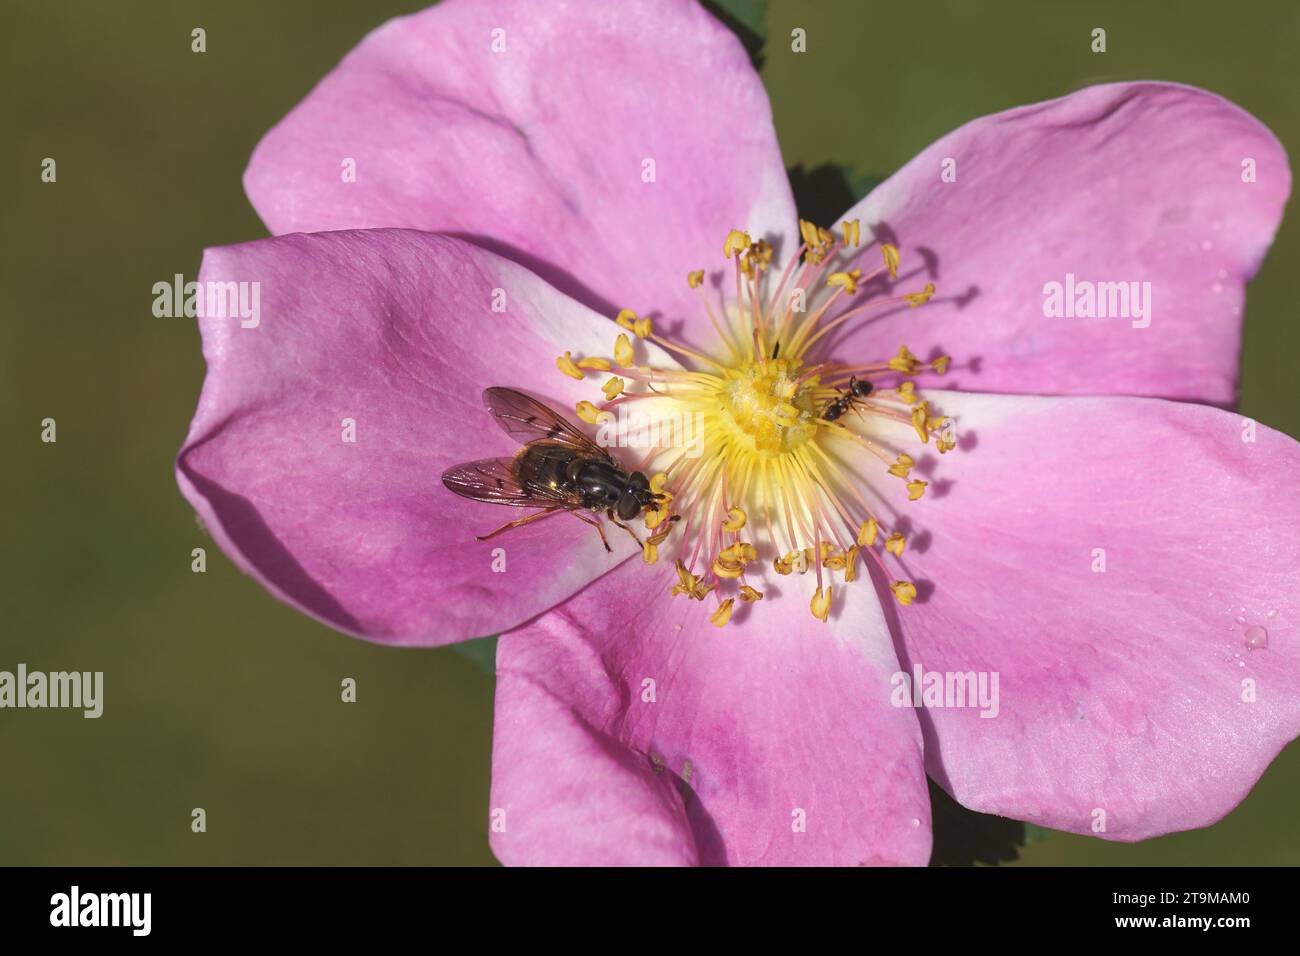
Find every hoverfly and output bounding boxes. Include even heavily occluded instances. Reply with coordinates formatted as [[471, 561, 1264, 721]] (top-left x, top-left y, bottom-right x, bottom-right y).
[[441, 387, 672, 552], [821, 376, 874, 422]]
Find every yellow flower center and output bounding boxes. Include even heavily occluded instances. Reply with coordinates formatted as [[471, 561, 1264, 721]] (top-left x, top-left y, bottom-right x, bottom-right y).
[[722, 358, 819, 457], [556, 219, 953, 624]]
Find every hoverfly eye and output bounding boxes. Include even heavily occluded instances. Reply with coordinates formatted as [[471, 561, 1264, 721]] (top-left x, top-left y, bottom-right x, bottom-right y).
[[627, 471, 649, 492], [616, 491, 640, 521]]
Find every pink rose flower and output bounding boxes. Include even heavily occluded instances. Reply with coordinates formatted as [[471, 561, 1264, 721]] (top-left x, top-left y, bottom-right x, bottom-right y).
[[177, 0, 1297, 865]]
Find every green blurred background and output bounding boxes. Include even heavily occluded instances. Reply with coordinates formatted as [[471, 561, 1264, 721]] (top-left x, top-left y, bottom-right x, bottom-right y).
[[1, 0, 1297, 866]]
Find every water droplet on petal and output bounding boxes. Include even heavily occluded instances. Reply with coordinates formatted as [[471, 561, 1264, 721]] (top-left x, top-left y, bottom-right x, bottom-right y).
[[1236, 615, 1247, 625], [910, 818, 921, 828], [1245, 625, 1268, 650]]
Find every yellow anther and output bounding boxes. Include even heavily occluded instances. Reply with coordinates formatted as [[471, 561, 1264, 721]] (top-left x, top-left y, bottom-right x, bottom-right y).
[[687, 269, 705, 289], [907, 479, 927, 501], [724, 229, 752, 258], [810, 586, 832, 622], [889, 345, 921, 374], [738, 584, 763, 603], [842, 219, 861, 247], [575, 401, 609, 425], [649, 473, 670, 495], [672, 561, 712, 601], [642, 541, 659, 564], [890, 581, 917, 606], [722, 507, 748, 532], [740, 239, 774, 278], [799, 219, 820, 248], [799, 219, 837, 263], [885, 532, 906, 557], [888, 455, 913, 479], [843, 546, 860, 582], [632, 317, 653, 339], [719, 542, 757, 564], [602, 377, 625, 400], [790, 549, 809, 574], [827, 269, 862, 295], [647, 524, 674, 546], [857, 518, 878, 547], [614, 333, 634, 367], [709, 598, 736, 628], [615, 308, 638, 331], [931, 355, 951, 375], [911, 401, 930, 443], [773, 554, 793, 575], [904, 282, 936, 308], [576, 356, 611, 371], [881, 243, 900, 280], [645, 505, 669, 530], [556, 351, 584, 380], [896, 380, 918, 405], [823, 549, 847, 571], [712, 557, 745, 579]]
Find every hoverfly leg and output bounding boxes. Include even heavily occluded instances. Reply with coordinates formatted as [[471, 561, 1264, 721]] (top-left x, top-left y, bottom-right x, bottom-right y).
[[574, 511, 613, 552], [476, 507, 561, 541], [606, 510, 644, 549]]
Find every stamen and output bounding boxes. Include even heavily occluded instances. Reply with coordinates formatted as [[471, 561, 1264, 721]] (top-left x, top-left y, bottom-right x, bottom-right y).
[[557, 351, 584, 379], [810, 586, 832, 622], [842, 219, 861, 247], [881, 243, 900, 280], [613, 334, 635, 368], [723, 230, 752, 259], [890, 581, 917, 606], [709, 598, 736, 627], [552, 225, 956, 625]]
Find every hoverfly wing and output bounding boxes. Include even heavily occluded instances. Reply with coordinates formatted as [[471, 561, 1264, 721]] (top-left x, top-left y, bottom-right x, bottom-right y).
[[482, 387, 611, 459], [441, 456, 564, 507]]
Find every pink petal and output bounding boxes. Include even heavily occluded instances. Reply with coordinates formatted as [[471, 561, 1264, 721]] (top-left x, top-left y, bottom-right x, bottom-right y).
[[243, 0, 795, 345], [176, 229, 676, 646], [831, 82, 1289, 407], [490, 560, 931, 866], [875, 389, 1300, 839]]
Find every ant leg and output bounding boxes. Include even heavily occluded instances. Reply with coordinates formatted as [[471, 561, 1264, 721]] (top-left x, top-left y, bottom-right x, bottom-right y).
[[606, 509, 644, 548], [574, 511, 613, 552], [476, 507, 562, 541]]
